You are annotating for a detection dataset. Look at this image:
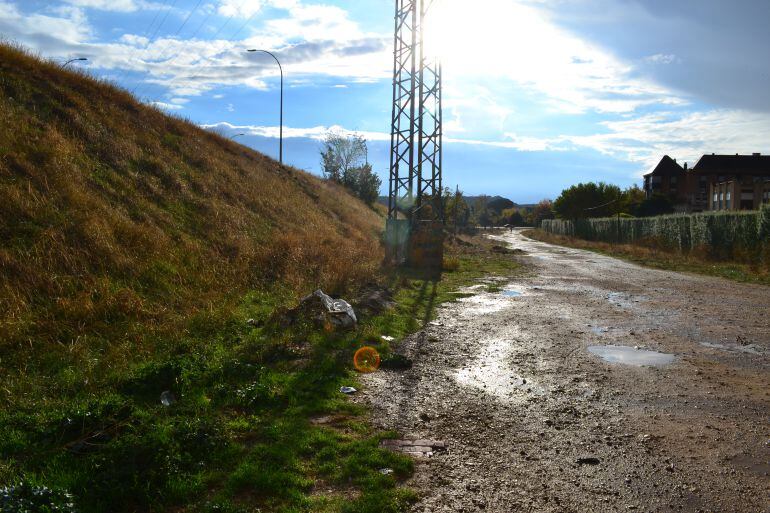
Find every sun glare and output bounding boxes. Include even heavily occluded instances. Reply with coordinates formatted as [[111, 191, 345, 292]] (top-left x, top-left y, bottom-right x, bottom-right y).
[[424, 0, 594, 81]]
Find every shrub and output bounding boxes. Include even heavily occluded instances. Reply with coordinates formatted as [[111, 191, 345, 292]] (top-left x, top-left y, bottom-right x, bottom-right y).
[[541, 209, 767, 262]]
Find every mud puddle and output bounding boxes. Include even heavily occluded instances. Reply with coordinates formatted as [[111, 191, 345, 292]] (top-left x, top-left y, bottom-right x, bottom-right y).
[[699, 341, 766, 355], [454, 334, 543, 400], [588, 344, 676, 366]]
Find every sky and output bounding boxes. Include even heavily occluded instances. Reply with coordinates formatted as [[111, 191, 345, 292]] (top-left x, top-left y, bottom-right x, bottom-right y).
[[1, 0, 769, 203]]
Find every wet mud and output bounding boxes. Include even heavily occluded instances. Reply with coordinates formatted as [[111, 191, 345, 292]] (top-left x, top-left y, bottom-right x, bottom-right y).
[[359, 229, 770, 512]]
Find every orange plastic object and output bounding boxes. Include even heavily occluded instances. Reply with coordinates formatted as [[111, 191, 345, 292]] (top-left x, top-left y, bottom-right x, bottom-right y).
[[353, 346, 381, 373]]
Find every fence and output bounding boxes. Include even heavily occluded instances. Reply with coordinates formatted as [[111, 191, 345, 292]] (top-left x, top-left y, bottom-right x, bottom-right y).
[[540, 205, 770, 256]]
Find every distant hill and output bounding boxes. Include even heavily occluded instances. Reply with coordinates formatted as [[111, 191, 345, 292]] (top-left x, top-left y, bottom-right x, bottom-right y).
[[377, 194, 520, 213]]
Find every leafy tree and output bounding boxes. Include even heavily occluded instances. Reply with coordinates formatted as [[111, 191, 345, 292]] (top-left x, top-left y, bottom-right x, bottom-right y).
[[320, 131, 367, 185], [443, 187, 471, 229], [353, 163, 382, 205], [553, 182, 622, 219], [632, 193, 675, 217], [320, 132, 381, 205], [501, 207, 525, 226], [478, 209, 493, 228], [620, 185, 646, 216], [529, 199, 554, 225]]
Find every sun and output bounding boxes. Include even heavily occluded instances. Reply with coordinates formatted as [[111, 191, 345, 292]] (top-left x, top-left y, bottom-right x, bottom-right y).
[[422, 0, 564, 78]]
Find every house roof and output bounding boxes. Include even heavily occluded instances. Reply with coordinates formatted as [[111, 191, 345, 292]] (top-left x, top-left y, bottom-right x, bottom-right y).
[[643, 155, 684, 177], [692, 153, 770, 174]]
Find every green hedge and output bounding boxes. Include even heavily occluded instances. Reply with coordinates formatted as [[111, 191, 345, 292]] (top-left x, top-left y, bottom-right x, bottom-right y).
[[541, 205, 770, 256]]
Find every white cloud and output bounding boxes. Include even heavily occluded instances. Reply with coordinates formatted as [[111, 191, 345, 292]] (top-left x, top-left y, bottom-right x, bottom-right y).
[[201, 121, 391, 142], [567, 110, 770, 172], [645, 53, 679, 65], [151, 101, 184, 110], [430, 0, 688, 115], [0, 1, 90, 44], [0, 0, 390, 98], [216, 0, 263, 18], [62, 0, 139, 12]]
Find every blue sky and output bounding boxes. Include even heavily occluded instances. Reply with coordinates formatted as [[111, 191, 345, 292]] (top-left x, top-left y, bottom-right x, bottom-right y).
[[2, 0, 769, 203]]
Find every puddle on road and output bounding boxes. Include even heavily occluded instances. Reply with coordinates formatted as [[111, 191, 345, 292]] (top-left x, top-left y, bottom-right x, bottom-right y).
[[588, 345, 675, 366], [454, 336, 543, 400], [699, 341, 766, 355], [456, 294, 511, 315], [606, 292, 646, 309], [502, 290, 522, 297]]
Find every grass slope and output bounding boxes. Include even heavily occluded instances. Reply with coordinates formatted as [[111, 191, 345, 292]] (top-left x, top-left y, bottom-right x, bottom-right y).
[[0, 43, 382, 373]]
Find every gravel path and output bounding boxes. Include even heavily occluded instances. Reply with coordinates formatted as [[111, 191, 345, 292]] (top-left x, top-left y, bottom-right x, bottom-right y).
[[359, 229, 770, 513]]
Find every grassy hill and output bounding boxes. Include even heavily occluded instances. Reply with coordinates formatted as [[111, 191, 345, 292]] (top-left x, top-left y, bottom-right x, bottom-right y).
[[0, 43, 417, 513], [0, 43, 383, 364]]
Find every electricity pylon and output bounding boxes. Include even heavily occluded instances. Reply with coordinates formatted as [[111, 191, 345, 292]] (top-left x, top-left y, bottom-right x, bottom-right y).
[[387, 0, 443, 222]]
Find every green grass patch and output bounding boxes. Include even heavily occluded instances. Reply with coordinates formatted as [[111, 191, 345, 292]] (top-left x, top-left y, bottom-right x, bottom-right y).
[[0, 236, 522, 513]]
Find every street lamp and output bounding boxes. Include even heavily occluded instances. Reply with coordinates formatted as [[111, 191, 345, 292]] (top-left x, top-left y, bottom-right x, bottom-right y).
[[230, 133, 245, 140], [63, 57, 87, 68], [246, 49, 283, 165]]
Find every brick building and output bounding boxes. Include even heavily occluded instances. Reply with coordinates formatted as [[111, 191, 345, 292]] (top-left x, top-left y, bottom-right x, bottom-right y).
[[644, 153, 770, 212]]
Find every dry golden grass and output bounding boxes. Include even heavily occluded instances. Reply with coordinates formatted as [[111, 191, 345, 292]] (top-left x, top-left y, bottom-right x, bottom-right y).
[[0, 43, 384, 369]]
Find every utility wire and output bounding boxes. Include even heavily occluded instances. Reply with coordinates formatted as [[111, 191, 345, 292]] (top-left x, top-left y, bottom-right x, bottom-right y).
[[229, 9, 260, 41], [134, 0, 208, 98], [156, 2, 259, 101], [173, 0, 205, 36], [584, 198, 619, 211], [113, 0, 173, 87]]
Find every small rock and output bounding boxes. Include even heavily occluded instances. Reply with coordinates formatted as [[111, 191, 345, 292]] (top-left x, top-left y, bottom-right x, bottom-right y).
[[576, 457, 601, 465], [160, 390, 176, 407], [339, 386, 357, 394]]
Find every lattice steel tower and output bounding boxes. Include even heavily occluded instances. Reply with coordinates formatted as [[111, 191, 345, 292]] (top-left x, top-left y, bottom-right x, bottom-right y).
[[387, 0, 443, 222]]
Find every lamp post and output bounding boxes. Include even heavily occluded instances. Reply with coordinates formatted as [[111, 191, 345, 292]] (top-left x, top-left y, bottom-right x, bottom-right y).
[[230, 133, 245, 140], [63, 57, 88, 68], [246, 49, 283, 165]]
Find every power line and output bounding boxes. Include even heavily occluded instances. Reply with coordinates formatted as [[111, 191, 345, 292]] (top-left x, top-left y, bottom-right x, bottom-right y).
[[228, 8, 260, 41], [157, 3, 259, 100], [134, 0, 207, 98], [146, 0, 180, 44], [113, 0, 173, 87], [209, 5, 242, 39], [173, 0, 205, 36]]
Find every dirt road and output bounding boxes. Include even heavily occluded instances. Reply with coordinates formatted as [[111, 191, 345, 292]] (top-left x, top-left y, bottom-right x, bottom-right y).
[[360, 229, 770, 512]]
